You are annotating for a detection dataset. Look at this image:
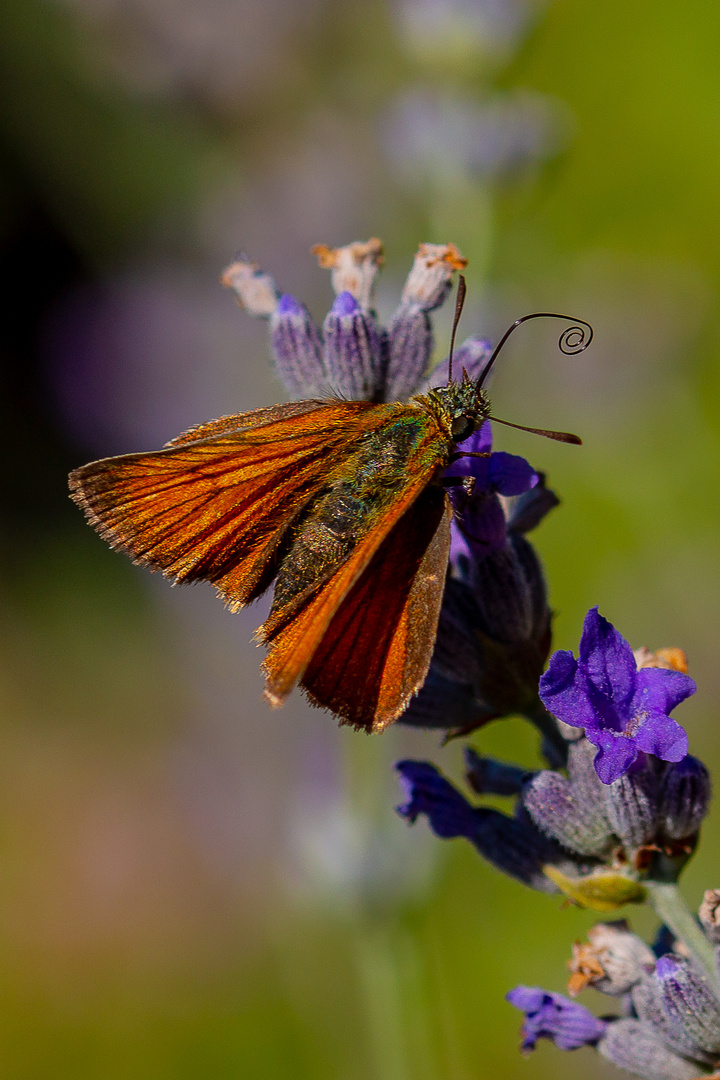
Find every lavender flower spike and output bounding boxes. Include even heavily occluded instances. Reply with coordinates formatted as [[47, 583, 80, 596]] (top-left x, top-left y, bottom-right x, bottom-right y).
[[506, 987, 607, 1052], [539, 608, 695, 785]]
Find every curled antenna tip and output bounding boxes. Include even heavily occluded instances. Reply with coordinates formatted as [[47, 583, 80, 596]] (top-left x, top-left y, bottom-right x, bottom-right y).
[[478, 312, 593, 386]]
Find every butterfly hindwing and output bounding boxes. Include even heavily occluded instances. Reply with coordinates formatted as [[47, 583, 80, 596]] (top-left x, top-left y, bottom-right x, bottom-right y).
[[299, 487, 452, 730]]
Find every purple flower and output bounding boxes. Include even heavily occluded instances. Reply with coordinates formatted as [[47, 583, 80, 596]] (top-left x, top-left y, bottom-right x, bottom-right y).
[[396, 760, 479, 838], [539, 608, 695, 785], [506, 987, 607, 1052], [446, 420, 539, 555], [395, 761, 573, 891]]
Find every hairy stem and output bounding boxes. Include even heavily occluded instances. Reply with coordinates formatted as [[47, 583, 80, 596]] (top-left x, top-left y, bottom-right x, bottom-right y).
[[646, 881, 719, 987]]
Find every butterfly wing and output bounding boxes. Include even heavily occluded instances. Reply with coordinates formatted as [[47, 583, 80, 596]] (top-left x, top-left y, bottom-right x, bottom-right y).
[[69, 399, 388, 610], [261, 449, 453, 731], [301, 488, 452, 731]]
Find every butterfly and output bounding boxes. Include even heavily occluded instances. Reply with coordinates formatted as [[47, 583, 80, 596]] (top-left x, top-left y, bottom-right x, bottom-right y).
[[68, 298, 589, 733]]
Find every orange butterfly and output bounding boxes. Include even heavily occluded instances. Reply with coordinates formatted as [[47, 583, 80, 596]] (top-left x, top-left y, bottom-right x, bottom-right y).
[[69, 375, 490, 732], [69, 248, 589, 733]]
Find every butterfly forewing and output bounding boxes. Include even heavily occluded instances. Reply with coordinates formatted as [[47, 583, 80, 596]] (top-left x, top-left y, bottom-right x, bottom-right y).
[[70, 393, 460, 727], [69, 399, 388, 610]]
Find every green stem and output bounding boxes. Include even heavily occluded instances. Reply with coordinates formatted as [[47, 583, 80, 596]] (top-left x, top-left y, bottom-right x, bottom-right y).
[[646, 881, 719, 987]]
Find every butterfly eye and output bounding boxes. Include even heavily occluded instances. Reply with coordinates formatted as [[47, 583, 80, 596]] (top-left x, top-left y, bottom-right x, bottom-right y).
[[451, 415, 474, 442]]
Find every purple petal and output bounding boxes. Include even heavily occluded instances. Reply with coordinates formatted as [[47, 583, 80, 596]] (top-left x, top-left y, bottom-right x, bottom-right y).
[[506, 987, 607, 1052], [471, 418, 493, 455], [487, 452, 538, 496], [276, 293, 304, 316], [452, 492, 507, 552], [507, 986, 545, 1012], [539, 651, 600, 730], [449, 518, 473, 571], [504, 480, 560, 535], [444, 421, 493, 481], [578, 608, 637, 709], [633, 667, 696, 715], [632, 709, 689, 763], [395, 761, 479, 839], [584, 729, 639, 785]]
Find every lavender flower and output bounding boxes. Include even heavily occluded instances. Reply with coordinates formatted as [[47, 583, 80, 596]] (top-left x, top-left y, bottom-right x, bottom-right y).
[[506, 987, 607, 1052], [445, 419, 538, 555], [539, 607, 695, 784], [395, 760, 576, 891], [222, 239, 474, 405]]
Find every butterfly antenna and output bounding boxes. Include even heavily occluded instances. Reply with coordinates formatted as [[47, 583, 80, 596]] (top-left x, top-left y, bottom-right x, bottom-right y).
[[447, 273, 467, 384], [489, 415, 582, 444], [477, 311, 593, 387]]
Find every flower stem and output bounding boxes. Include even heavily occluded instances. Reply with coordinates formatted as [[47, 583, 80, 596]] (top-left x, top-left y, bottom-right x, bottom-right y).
[[646, 881, 719, 987], [524, 701, 569, 769]]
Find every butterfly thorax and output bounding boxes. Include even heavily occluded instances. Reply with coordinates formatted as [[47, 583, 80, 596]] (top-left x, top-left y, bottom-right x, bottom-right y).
[[413, 375, 490, 445]]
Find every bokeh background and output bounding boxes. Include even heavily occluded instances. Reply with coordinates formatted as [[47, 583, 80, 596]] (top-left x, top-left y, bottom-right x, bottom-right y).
[[1, 0, 719, 1076]]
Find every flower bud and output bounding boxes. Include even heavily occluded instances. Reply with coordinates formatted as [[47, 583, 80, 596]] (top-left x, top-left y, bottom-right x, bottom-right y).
[[384, 306, 432, 401], [602, 763, 660, 852], [523, 765, 614, 858], [269, 294, 326, 397], [424, 335, 492, 390], [400, 242, 467, 312], [598, 1019, 702, 1080], [312, 238, 384, 309], [632, 964, 720, 1065], [322, 291, 385, 400], [658, 755, 711, 842], [220, 254, 279, 316], [653, 954, 720, 1057], [567, 921, 655, 996]]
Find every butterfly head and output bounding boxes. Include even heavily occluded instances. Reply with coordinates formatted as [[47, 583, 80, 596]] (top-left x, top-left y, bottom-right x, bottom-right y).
[[421, 371, 491, 445]]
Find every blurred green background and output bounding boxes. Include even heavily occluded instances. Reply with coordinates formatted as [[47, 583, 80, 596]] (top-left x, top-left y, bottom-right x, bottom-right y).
[[1, 0, 719, 1077]]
